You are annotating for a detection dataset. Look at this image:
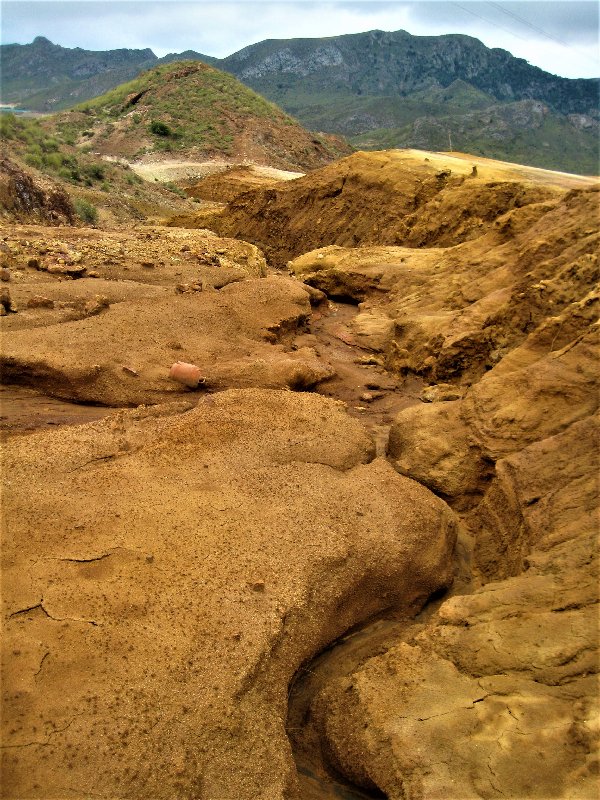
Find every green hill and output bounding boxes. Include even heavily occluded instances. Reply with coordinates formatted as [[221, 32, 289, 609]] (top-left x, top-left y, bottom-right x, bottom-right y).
[[53, 61, 349, 170]]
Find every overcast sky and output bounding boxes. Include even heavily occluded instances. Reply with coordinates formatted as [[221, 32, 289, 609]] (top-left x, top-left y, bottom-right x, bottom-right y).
[[2, 1, 599, 79]]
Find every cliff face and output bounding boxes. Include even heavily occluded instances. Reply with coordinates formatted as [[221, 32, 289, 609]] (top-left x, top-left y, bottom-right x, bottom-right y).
[[223, 30, 598, 117]]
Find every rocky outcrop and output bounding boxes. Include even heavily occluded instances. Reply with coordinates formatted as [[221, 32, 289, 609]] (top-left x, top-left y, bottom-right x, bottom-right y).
[[0, 225, 330, 404], [1, 149, 598, 799], [289, 179, 599, 386], [310, 412, 598, 798], [0, 157, 75, 224]]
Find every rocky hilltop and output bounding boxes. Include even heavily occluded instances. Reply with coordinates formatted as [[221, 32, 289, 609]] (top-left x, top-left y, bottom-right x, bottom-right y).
[[1, 145, 598, 799], [217, 30, 599, 174]]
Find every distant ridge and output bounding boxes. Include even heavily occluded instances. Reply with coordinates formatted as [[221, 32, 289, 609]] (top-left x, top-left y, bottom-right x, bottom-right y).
[[215, 29, 599, 174], [219, 30, 598, 116], [2, 33, 598, 173], [0, 37, 158, 110]]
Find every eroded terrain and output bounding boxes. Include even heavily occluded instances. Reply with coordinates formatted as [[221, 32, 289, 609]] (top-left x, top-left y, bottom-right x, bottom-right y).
[[1, 149, 598, 799]]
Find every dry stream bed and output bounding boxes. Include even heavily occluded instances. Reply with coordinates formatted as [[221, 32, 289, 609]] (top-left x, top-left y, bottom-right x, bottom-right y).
[[1, 296, 440, 799], [2, 150, 597, 797]]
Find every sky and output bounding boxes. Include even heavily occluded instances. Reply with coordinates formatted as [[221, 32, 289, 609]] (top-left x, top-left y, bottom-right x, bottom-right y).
[[1, 1, 599, 79]]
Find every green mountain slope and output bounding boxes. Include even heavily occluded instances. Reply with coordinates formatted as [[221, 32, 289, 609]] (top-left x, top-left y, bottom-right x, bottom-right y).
[[53, 61, 349, 170], [217, 30, 599, 175]]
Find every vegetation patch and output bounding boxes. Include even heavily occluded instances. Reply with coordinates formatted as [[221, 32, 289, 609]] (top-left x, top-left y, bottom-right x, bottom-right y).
[[73, 197, 99, 224], [1, 113, 110, 186], [149, 120, 173, 137]]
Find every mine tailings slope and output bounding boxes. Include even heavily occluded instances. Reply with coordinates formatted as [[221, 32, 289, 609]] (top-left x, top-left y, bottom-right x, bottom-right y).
[[172, 147, 597, 268]]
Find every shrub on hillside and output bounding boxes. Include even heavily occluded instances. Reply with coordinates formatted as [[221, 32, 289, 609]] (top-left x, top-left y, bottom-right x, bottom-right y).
[[73, 198, 99, 225], [149, 120, 172, 137]]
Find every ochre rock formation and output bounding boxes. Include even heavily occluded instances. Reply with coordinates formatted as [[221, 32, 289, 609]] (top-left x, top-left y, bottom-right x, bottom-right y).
[[1, 149, 598, 799], [2, 390, 457, 799], [176, 150, 570, 267], [282, 156, 599, 799], [310, 413, 598, 799]]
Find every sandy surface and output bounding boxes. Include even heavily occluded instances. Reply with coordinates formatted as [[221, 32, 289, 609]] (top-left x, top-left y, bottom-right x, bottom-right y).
[[403, 147, 599, 188], [131, 159, 304, 184]]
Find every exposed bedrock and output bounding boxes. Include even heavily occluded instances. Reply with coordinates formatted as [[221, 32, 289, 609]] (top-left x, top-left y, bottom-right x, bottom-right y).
[[0, 252, 332, 406], [388, 326, 599, 511], [298, 291, 598, 798], [309, 414, 599, 799], [2, 389, 457, 799], [0, 157, 75, 225], [2, 151, 599, 799]]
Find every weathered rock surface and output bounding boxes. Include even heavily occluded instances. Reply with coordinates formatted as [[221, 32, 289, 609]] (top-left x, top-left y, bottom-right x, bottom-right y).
[[1, 273, 331, 404], [1, 389, 457, 799], [290, 184, 599, 386], [311, 415, 599, 798], [291, 212, 599, 798], [0, 226, 333, 405], [0, 157, 75, 225], [388, 327, 598, 509], [281, 153, 599, 799], [1, 149, 598, 799]]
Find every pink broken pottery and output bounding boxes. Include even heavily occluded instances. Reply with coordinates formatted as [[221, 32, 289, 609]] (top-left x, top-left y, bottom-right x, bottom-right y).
[[169, 361, 204, 388]]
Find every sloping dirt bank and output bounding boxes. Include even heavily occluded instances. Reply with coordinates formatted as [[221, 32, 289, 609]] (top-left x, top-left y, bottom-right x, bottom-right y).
[[165, 149, 595, 267]]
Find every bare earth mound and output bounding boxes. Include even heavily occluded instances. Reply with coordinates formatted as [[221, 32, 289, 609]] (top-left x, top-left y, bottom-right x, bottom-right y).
[[168, 149, 583, 266]]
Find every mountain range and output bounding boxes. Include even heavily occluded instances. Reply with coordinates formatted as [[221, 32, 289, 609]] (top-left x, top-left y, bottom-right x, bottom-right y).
[[2, 32, 599, 174]]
